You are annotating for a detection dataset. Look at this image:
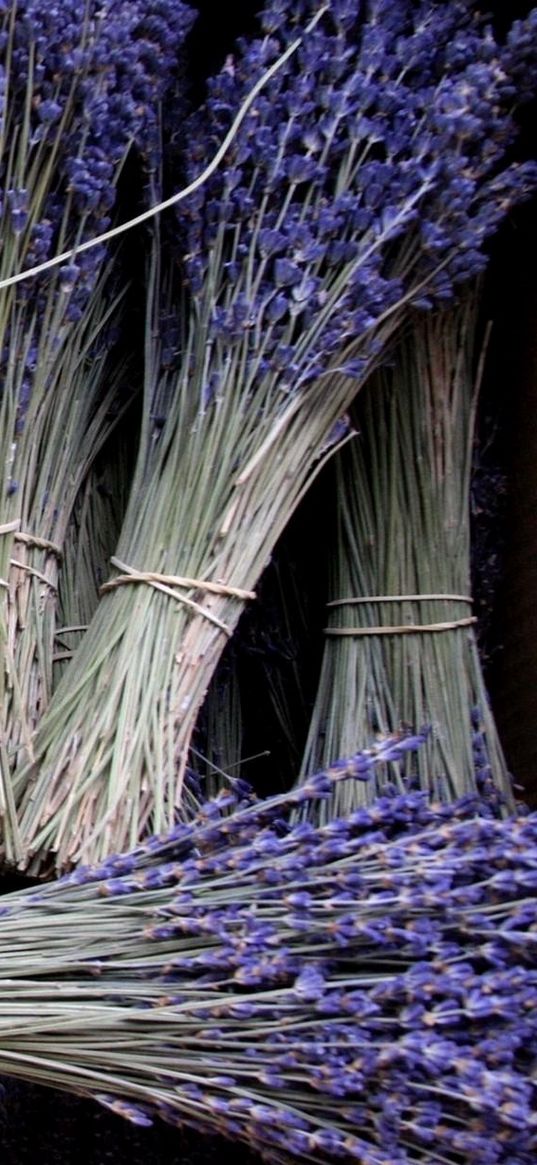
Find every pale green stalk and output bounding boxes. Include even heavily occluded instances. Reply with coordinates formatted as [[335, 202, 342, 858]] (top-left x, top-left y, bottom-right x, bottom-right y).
[[53, 433, 134, 687], [15, 234, 401, 870], [12, 42, 497, 869], [298, 295, 513, 822], [0, 802, 532, 1165], [0, 271, 132, 862], [0, 6, 145, 865]]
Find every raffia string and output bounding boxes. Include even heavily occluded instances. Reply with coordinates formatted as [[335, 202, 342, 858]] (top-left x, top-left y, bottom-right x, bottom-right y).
[[9, 560, 58, 590], [14, 531, 62, 557], [99, 556, 256, 637], [0, 523, 62, 589], [325, 594, 476, 636], [52, 627, 89, 665], [0, 521, 21, 536], [327, 593, 473, 607], [324, 616, 477, 636]]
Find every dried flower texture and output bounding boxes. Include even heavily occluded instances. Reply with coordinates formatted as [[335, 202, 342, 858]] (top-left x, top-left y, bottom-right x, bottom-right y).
[[14, 0, 537, 869], [298, 294, 515, 819], [1, 760, 536, 1163], [0, 0, 194, 862]]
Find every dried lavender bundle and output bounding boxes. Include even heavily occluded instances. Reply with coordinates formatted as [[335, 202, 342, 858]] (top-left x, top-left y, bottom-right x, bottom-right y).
[[1, 747, 536, 1165], [15, 0, 537, 870], [299, 295, 514, 822], [0, 0, 195, 864]]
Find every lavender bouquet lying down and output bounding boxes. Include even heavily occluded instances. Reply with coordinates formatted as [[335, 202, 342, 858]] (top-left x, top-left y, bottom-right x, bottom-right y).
[[1, 739, 536, 1165]]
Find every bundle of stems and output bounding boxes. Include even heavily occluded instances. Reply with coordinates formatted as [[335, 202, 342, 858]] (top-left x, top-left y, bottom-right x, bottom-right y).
[[53, 431, 135, 688], [1, 745, 536, 1165], [15, 0, 537, 870], [0, 261, 132, 864], [299, 295, 514, 822], [0, 0, 194, 865]]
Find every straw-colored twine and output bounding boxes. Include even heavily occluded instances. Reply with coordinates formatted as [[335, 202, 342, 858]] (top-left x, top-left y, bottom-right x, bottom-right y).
[[100, 556, 256, 637], [324, 594, 476, 636], [0, 522, 62, 590]]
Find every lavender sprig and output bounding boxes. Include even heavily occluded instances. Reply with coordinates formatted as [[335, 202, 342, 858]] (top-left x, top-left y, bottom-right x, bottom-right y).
[[1, 767, 536, 1164]]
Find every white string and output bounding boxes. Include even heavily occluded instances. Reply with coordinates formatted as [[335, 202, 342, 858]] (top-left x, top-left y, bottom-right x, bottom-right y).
[[0, 5, 329, 294]]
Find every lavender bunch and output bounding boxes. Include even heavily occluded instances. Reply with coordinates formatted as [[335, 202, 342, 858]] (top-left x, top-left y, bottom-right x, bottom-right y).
[[15, 0, 537, 871], [0, 0, 194, 863], [298, 292, 514, 821], [1, 745, 536, 1164]]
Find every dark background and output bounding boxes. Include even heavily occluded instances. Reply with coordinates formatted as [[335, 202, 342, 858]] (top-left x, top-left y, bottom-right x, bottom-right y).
[[1, 1, 536, 1160]]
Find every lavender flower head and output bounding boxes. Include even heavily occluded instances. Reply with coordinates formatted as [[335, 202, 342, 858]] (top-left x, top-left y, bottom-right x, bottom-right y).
[[177, 0, 537, 398], [1, 781, 536, 1165], [2, 0, 194, 244], [0, 0, 194, 435]]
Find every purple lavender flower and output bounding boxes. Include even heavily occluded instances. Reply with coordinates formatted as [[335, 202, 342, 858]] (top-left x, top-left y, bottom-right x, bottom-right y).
[[0, 0, 195, 436], [177, 0, 536, 406]]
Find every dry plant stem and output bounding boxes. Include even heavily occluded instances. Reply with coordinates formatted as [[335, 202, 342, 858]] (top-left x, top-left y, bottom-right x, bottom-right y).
[[15, 318, 399, 872], [0, 793, 533, 1165], [5, 534, 61, 747], [298, 298, 513, 822], [0, 1, 192, 867], [0, 283, 129, 867], [53, 433, 134, 685], [17, 0, 527, 867]]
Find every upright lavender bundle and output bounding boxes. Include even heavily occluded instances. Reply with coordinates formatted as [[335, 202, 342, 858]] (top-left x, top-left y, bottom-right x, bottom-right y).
[[1, 748, 536, 1164], [298, 293, 514, 821], [16, 0, 537, 870], [0, 0, 194, 864]]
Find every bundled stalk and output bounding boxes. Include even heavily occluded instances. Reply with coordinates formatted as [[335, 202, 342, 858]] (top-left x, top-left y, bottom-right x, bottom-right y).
[[298, 294, 515, 822], [53, 432, 134, 687], [15, 0, 537, 870], [0, 0, 195, 864], [1, 743, 536, 1165]]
